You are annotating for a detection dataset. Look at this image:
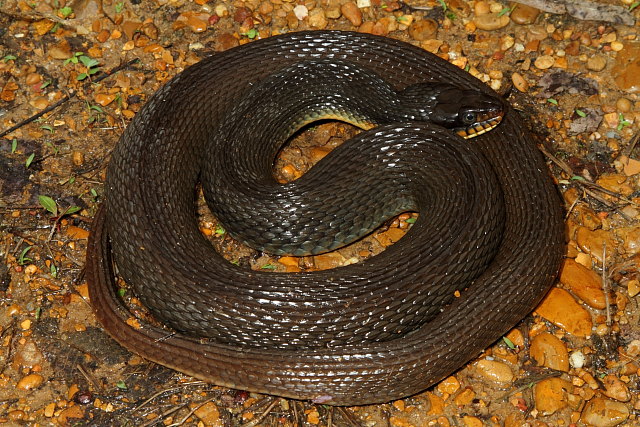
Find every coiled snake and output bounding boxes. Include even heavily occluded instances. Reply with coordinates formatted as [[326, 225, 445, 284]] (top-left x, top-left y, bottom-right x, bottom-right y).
[[86, 31, 564, 406]]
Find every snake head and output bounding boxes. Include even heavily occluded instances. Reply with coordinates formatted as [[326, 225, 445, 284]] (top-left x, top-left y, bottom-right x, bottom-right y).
[[400, 83, 506, 139], [431, 86, 506, 139]]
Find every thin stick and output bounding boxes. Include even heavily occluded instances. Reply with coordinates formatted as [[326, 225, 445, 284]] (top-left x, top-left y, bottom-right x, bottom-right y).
[[602, 241, 611, 327], [240, 398, 280, 427]]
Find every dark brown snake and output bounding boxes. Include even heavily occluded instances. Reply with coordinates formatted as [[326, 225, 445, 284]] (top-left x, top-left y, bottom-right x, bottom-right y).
[[85, 31, 564, 406]]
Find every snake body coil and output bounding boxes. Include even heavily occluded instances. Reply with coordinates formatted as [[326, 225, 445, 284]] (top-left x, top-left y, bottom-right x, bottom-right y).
[[86, 31, 564, 406]]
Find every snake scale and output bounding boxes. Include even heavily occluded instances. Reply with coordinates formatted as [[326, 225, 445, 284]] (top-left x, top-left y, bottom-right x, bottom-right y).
[[85, 31, 564, 406]]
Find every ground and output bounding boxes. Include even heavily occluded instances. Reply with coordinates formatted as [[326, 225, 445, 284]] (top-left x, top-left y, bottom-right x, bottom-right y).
[[1, 0, 640, 426]]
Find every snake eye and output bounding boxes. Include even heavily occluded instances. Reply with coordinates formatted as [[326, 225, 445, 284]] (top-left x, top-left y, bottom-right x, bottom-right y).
[[461, 112, 477, 125]]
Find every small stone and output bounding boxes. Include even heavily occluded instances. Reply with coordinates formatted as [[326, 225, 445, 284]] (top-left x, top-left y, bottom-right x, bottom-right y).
[[194, 401, 222, 425], [534, 377, 572, 415], [66, 225, 90, 239], [535, 287, 593, 337], [534, 55, 555, 69], [33, 19, 55, 35], [49, 38, 72, 59], [293, 5, 308, 20], [356, 0, 370, 7], [454, 388, 476, 406], [602, 375, 630, 402], [474, 0, 490, 15], [581, 397, 629, 426], [628, 279, 640, 297], [174, 12, 209, 33], [409, 19, 438, 41], [610, 41, 624, 52], [619, 226, 640, 255], [615, 97, 632, 114], [313, 252, 346, 270], [308, 9, 328, 29], [559, 259, 606, 309], [569, 350, 586, 369], [94, 93, 116, 107], [341, 2, 362, 27], [587, 55, 607, 72], [511, 72, 529, 92], [121, 21, 142, 40], [510, 4, 539, 25], [447, 0, 470, 16], [575, 227, 618, 263], [216, 33, 239, 51], [473, 13, 510, 31], [565, 40, 580, 55], [530, 332, 569, 371], [71, 151, 85, 167], [603, 112, 619, 128], [17, 373, 44, 391], [215, 4, 228, 17], [462, 416, 483, 427], [474, 359, 514, 384], [437, 376, 460, 394]]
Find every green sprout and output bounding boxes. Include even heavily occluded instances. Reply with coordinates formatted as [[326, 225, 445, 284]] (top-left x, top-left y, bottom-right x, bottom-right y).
[[18, 246, 33, 265], [575, 109, 587, 118], [617, 113, 631, 131]]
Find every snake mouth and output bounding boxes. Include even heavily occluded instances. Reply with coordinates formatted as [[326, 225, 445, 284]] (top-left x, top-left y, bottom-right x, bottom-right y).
[[456, 111, 505, 139]]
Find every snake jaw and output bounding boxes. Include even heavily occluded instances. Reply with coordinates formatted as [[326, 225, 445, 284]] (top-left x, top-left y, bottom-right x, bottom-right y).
[[456, 110, 505, 139]]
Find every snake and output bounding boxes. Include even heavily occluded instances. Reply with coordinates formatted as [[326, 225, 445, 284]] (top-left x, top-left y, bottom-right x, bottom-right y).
[[85, 31, 564, 406]]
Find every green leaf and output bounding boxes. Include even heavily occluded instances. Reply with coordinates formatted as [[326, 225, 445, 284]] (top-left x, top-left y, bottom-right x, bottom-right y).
[[405, 217, 417, 224], [116, 380, 128, 390], [437, 0, 447, 12], [35, 306, 42, 320], [498, 6, 511, 17], [631, 2, 640, 11], [245, 28, 258, 39], [118, 288, 127, 297], [79, 56, 99, 68], [261, 263, 276, 270], [77, 73, 88, 81], [39, 195, 59, 215], [11, 138, 17, 153], [2, 54, 17, 62], [18, 246, 32, 265], [41, 125, 54, 133], [59, 6, 73, 17], [63, 205, 82, 215], [50, 263, 58, 278], [25, 153, 35, 168], [617, 113, 631, 131], [570, 175, 585, 181], [547, 98, 558, 105], [115, 1, 124, 13], [215, 224, 225, 235], [90, 105, 104, 113], [41, 80, 51, 89], [502, 336, 516, 349], [575, 109, 586, 118]]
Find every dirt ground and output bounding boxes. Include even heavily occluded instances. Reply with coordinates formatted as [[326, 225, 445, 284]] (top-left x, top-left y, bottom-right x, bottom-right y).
[[1, 0, 640, 426]]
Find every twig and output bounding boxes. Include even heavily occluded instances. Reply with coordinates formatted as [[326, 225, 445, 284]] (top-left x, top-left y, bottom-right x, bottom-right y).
[[0, 59, 139, 139], [618, 128, 640, 160], [139, 404, 187, 427], [240, 397, 280, 427], [132, 382, 205, 411], [602, 242, 611, 327]]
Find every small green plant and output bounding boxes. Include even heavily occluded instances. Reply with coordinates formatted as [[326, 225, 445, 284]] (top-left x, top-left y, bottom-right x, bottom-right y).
[[39, 195, 82, 241], [25, 153, 35, 168], [261, 263, 276, 270], [502, 336, 516, 350], [215, 224, 225, 235], [547, 98, 558, 105], [617, 113, 631, 131], [11, 138, 17, 153], [575, 109, 587, 118], [630, 2, 639, 11], [2, 54, 16, 62], [58, 6, 73, 18], [39, 195, 81, 217], [65, 52, 101, 81], [437, 0, 447, 12], [86, 103, 105, 124], [41, 125, 54, 133], [115, 1, 124, 13], [116, 380, 128, 390], [50, 262, 58, 278], [243, 28, 258, 39], [18, 246, 33, 265]]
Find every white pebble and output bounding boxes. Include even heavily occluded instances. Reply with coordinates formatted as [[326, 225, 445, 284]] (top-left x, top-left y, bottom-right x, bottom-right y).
[[570, 350, 586, 369]]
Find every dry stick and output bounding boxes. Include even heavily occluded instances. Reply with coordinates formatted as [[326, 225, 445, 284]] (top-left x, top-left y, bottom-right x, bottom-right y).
[[139, 404, 187, 427], [602, 241, 612, 327], [0, 58, 139, 140], [240, 397, 280, 427], [540, 144, 638, 216], [618, 128, 640, 160]]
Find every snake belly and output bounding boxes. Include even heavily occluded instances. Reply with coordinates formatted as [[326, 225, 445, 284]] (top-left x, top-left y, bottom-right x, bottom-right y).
[[86, 31, 564, 406]]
